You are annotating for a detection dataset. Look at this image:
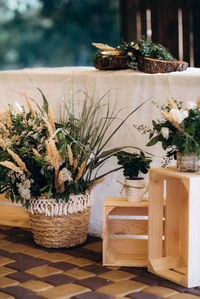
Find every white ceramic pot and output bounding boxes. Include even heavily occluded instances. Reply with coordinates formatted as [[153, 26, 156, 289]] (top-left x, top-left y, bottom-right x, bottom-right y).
[[125, 178, 148, 202]]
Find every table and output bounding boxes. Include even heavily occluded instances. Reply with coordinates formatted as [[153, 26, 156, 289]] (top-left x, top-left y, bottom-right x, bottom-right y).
[[0, 66, 200, 235]]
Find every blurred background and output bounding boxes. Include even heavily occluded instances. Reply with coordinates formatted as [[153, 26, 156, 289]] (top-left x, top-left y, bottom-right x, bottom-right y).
[[0, 0, 120, 69], [0, 0, 199, 70]]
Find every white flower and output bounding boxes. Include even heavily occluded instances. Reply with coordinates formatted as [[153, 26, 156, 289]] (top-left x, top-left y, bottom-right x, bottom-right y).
[[62, 168, 72, 182], [161, 127, 169, 140], [14, 102, 23, 113], [169, 108, 189, 124], [127, 52, 133, 56], [4, 138, 12, 146], [185, 101, 197, 110], [133, 44, 140, 50], [32, 133, 39, 140]]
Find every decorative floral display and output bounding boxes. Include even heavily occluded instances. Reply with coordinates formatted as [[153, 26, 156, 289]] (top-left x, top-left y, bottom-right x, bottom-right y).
[[93, 38, 175, 70], [147, 94, 200, 158], [0, 89, 142, 208]]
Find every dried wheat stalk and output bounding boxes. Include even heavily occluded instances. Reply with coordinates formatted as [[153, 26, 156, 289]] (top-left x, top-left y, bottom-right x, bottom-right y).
[[92, 42, 116, 51], [67, 144, 73, 166], [24, 92, 36, 117], [75, 161, 86, 182], [0, 161, 24, 174], [0, 138, 6, 150], [7, 149, 30, 173]]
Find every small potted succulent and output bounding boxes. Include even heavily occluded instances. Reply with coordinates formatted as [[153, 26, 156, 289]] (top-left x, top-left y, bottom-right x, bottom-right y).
[[117, 151, 152, 202]]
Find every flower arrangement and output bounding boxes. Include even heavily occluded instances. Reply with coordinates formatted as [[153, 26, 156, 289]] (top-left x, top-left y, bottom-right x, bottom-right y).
[[93, 38, 175, 70], [147, 95, 200, 159], [0, 90, 143, 209]]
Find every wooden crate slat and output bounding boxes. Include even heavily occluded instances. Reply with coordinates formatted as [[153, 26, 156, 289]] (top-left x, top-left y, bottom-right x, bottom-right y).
[[108, 219, 148, 235], [165, 178, 181, 256], [104, 249, 147, 267], [109, 238, 147, 255], [156, 269, 186, 284], [148, 171, 164, 260], [149, 255, 183, 272], [109, 206, 148, 216]]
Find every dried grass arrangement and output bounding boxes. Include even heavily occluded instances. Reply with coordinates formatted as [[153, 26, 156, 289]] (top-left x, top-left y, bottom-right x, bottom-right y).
[[0, 88, 144, 247]]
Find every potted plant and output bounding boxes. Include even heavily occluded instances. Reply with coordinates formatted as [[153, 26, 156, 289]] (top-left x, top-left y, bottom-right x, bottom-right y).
[[0, 89, 145, 248], [116, 151, 152, 202], [147, 94, 200, 172]]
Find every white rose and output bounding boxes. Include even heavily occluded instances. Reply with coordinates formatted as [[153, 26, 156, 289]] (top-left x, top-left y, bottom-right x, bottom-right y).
[[170, 108, 189, 124], [185, 101, 197, 110], [161, 127, 169, 140]]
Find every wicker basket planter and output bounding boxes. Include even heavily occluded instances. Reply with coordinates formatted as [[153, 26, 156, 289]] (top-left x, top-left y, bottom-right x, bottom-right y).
[[28, 191, 93, 248]]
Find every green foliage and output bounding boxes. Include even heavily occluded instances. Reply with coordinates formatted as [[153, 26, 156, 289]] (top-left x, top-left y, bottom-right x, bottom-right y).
[[116, 151, 152, 179]]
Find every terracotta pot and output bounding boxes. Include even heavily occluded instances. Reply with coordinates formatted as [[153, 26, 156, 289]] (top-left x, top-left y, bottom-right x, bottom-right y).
[[124, 178, 148, 202], [176, 152, 200, 172]]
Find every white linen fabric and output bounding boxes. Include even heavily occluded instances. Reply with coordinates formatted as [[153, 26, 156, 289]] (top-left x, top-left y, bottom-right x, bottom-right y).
[[0, 66, 200, 235]]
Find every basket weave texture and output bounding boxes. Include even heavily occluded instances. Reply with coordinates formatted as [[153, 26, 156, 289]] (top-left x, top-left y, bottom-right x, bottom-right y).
[[29, 193, 92, 248]]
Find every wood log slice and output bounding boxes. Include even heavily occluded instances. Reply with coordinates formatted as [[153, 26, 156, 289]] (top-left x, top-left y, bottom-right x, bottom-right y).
[[138, 56, 188, 73], [93, 56, 130, 70]]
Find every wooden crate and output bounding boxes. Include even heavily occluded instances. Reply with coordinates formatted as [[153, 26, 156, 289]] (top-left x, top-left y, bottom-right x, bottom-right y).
[[0, 194, 30, 228], [148, 167, 200, 288], [103, 197, 148, 267]]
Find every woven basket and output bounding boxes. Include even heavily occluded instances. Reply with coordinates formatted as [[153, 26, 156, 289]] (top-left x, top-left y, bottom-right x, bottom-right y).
[[28, 192, 92, 248], [93, 56, 129, 70]]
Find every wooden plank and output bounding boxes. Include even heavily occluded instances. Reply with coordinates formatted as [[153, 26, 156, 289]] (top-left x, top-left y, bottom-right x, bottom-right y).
[[104, 249, 147, 267], [148, 170, 164, 260], [173, 266, 187, 275], [157, 269, 185, 284], [151, 0, 179, 57], [103, 205, 115, 265], [109, 219, 148, 235], [181, 0, 191, 64], [105, 197, 149, 207], [179, 178, 189, 267], [149, 255, 183, 272], [0, 204, 30, 228], [109, 206, 148, 216], [120, 0, 137, 41], [192, 0, 200, 67], [109, 238, 147, 255], [165, 178, 181, 256]]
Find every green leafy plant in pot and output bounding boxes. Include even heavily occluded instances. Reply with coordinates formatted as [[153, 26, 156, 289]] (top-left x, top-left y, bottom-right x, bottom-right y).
[[117, 151, 152, 202]]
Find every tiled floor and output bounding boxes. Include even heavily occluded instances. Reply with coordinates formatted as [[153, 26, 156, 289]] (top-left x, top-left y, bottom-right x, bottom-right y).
[[0, 226, 200, 299]]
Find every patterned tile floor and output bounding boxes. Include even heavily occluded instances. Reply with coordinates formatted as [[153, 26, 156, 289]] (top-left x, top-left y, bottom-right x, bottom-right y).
[[0, 226, 200, 299]]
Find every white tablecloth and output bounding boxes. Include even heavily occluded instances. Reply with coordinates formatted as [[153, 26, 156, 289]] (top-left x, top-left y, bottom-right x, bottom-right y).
[[0, 66, 200, 235]]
